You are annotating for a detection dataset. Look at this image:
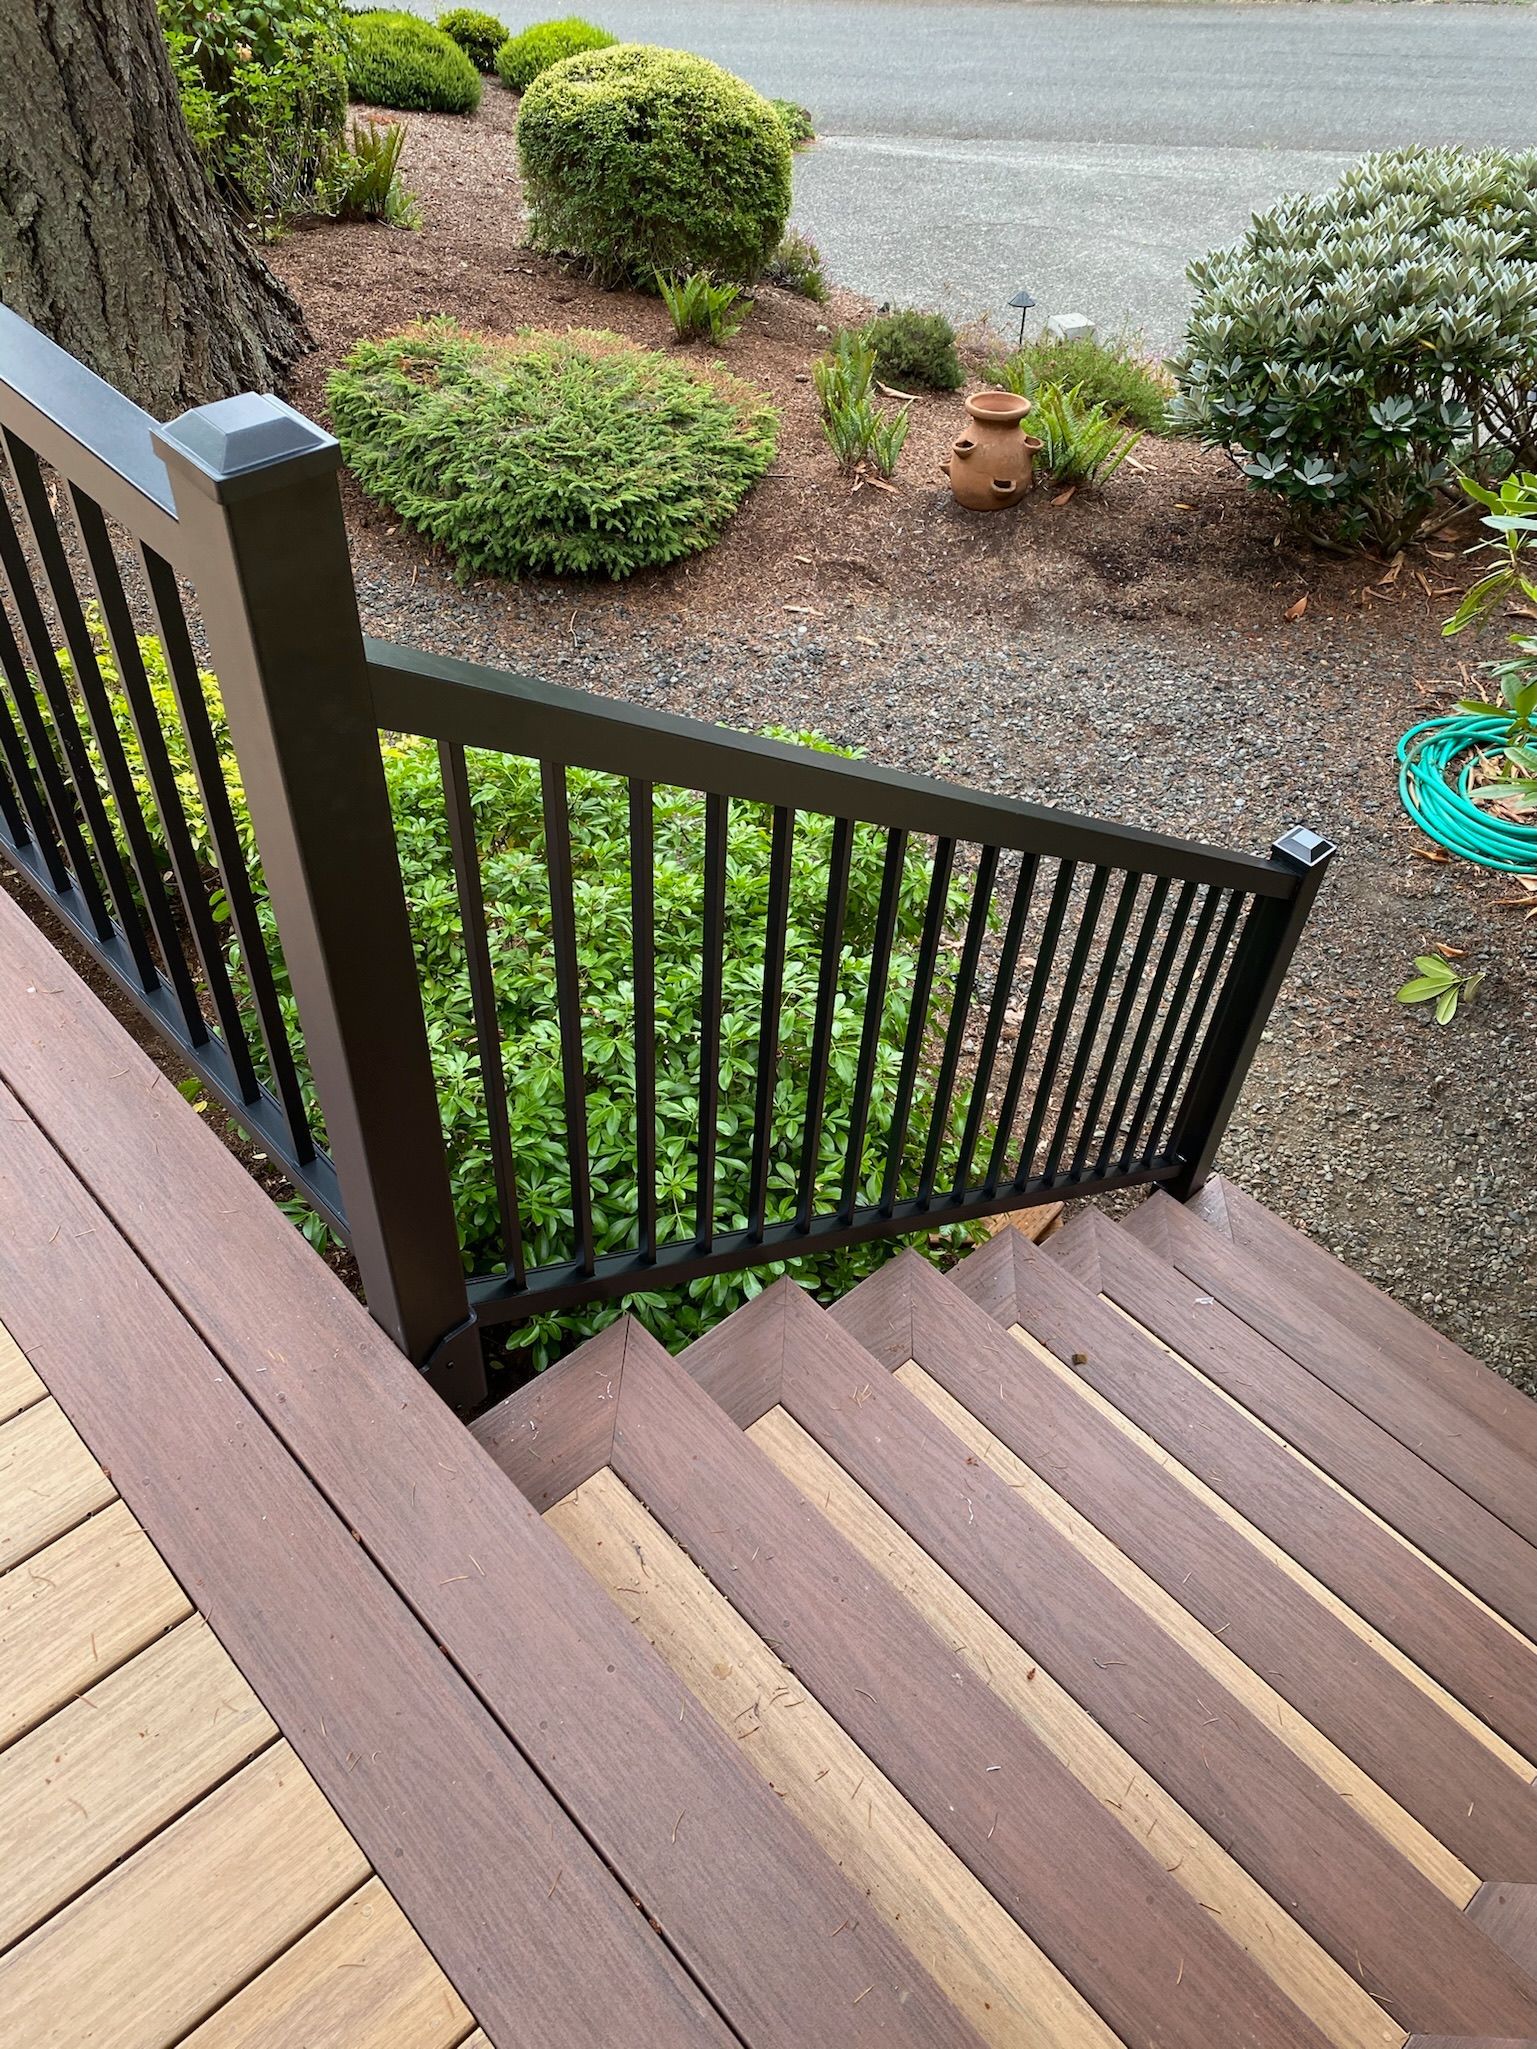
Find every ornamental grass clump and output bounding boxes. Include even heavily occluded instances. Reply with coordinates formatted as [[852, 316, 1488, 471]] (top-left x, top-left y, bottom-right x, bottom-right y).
[[495, 15, 616, 90], [1173, 148, 1537, 551], [327, 319, 778, 578], [345, 12, 483, 111], [517, 44, 792, 285]]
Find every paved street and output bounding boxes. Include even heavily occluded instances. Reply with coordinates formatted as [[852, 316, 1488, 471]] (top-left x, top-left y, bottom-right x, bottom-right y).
[[432, 2, 1536, 344]]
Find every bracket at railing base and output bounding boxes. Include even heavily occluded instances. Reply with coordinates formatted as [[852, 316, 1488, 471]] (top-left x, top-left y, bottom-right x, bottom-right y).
[[416, 1308, 486, 1411]]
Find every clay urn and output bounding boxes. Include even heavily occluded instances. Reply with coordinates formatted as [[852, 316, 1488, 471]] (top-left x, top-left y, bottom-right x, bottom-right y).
[[942, 390, 1043, 510]]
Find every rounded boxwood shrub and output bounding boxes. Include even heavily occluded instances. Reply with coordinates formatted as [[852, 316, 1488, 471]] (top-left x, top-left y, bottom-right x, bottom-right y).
[[436, 6, 508, 69], [345, 12, 482, 112], [517, 43, 793, 286], [865, 309, 964, 391], [1172, 148, 1537, 551], [327, 319, 778, 578], [495, 15, 615, 91]]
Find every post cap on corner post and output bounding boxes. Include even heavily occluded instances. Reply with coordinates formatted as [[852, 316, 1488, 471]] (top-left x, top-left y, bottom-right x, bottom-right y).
[[1271, 825, 1336, 872], [151, 393, 339, 504]]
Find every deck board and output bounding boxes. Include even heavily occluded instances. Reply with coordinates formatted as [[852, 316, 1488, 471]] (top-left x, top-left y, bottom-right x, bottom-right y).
[[0, 1396, 114, 1572], [0, 1327, 42, 1426]]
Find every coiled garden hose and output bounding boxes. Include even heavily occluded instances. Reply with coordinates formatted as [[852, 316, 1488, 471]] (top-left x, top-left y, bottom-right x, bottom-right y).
[[1396, 712, 1537, 874]]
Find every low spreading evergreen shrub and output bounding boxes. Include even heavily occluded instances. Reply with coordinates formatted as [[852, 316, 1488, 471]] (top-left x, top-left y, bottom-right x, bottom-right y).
[[517, 43, 792, 285], [436, 6, 508, 69], [494, 15, 616, 90], [1173, 148, 1537, 549], [864, 309, 964, 392], [986, 331, 1172, 434], [763, 228, 827, 302], [345, 12, 483, 112], [770, 97, 815, 147], [327, 319, 778, 578]]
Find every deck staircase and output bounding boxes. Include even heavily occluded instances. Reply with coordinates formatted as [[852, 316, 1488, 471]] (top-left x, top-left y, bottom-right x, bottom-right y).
[[473, 1179, 1537, 2049]]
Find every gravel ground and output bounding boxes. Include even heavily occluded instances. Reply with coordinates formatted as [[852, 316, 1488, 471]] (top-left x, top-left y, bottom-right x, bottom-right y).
[[349, 555, 1537, 1386]]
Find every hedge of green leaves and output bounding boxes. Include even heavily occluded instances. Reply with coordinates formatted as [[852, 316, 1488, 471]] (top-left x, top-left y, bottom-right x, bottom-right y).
[[1173, 148, 1537, 550], [327, 319, 778, 578], [47, 616, 978, 1369], [517, 43, 792, 285], [495, 15, 616, 90], [436, 6, 509, 68], [345, 11, 483, 111]]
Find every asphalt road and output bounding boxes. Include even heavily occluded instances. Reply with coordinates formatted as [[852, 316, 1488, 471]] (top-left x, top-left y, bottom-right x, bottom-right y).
[[429, 2, 1537, 345]]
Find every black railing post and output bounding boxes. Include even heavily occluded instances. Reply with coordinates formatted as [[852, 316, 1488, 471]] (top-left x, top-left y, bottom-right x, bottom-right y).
[[153, 394, 484, 1408], [1163, 826, 1336, 1204]]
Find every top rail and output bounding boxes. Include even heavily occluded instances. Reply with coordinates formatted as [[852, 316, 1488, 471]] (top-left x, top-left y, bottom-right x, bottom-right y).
[[365, 640, 1298, 899], [0, 304, 182, 559]]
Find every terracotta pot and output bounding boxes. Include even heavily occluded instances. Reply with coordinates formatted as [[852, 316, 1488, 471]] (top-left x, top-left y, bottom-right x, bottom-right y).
[[942, 390, 1043, 509]]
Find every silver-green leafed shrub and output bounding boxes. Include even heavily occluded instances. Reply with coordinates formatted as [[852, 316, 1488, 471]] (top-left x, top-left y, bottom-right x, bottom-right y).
[[1172, 148, 1537, 551]]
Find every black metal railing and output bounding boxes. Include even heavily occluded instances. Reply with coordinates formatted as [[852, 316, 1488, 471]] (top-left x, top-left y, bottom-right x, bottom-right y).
[[0, 304, 1334, 1406]]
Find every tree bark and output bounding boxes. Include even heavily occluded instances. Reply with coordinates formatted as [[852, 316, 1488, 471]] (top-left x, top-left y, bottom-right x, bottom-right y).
[[0, 0, 312, 417]]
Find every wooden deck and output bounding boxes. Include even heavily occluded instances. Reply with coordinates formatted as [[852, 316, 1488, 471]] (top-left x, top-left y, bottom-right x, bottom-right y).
[[0, 881, 1534, 2047]]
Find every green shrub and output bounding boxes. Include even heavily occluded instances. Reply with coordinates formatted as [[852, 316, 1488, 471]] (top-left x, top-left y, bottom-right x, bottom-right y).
[[495, 14, 615, 90], [345, 12, 482, 111], [328, 319, 777, 578], [770, 97, 815, 147], [763, 227, 826, 302], [436, 5, 507, 68], [41, 615, 980, 1369], [815, 330, 909, 477], [986, 331, 1171, 433], [864, 309, 963, 392], [517, 43, 792, 286], [1030, 382, 1142, 486], [334, 116, 420, 223], [161, 0, 349, 231], [657, 272, 745, 345], [1172, 148, 1537, 550]]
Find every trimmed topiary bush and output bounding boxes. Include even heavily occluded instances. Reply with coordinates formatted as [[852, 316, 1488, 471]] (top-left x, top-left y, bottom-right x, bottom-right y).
[[517, 43, 793, 286], [328, 319, 778, 578], [495, 14, 615, 90], [1173, 148, 1537, 550], [437, 6, 508, 69], [864, 309, 964, 391], [345, 12, 482, 112]]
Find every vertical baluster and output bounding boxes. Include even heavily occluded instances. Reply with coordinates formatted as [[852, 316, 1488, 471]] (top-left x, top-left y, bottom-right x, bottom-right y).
[[795, 815, 853, 1231], [1143, 891, 1246, 1160], [441, 742, 525, 1288], [838, 827, 907, 1223], [1074, 874, 1171, 1177], [0, 503, 115, 935], [541, 760, 595, 1276], [1012, 865, 1111, 1187], [878, 835, 956, 1214], [1116, 885, 1223, 1172], [0, 637, 69, 887], [695, 793, 728, 1251], [917, 844, 998, 1205], [983, 859, 1076, 1194], [951, 853, 1037, 1200], [747, 804, 794, 1241], [0, 726, 26, 843], [1040, 870, 1142, 1183], [139, 546, 314, 1150], [629, 781, 658, 1264]]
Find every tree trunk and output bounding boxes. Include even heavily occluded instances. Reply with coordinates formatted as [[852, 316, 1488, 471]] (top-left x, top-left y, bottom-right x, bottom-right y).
[[0, 0, 311, 418]]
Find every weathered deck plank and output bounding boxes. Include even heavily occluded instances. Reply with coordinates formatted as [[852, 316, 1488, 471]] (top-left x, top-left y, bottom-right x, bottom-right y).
[[0, 1396, 113, 1572]]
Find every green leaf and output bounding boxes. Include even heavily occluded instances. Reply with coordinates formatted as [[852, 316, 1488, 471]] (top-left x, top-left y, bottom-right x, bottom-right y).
[[1396, 977, 1445, 1003], [1433, 987, 1459, 1025]]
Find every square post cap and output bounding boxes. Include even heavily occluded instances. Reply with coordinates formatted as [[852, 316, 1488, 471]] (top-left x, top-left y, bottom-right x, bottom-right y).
[[153, 393, 339, 504], [1272, 825, 1336, 869]]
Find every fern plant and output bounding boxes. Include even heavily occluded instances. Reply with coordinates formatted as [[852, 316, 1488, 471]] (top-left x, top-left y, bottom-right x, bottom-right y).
[[813, 331, 908, 477], [1032, 381, 1142, 485], [336, 118, 419, 225], [656, 272, 745, 345]]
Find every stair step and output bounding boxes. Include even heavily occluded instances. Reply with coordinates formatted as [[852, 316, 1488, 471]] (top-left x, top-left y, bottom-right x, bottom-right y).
[[1188, 1178, 1536, 1464], [954, 1219, 1537, 1758], [1126, 1193, 1536, 1547]]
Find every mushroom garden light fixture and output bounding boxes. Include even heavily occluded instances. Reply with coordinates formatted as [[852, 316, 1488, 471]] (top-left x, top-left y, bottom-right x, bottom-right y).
[[1008, 288, 1037, 348]]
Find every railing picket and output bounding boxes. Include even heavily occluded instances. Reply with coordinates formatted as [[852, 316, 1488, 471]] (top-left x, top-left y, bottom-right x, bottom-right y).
[[441, 741, 525, 1287], [983, 858, 1076, 1195], [838, 827, 907, 1222], [139, 545, 314, 1147], [1041, 870, 1142, 1183], [748, 804, 794, 1240], [1115, 884, 1224, 1172], [0, 731, 26, 844], [1013, 865, 1111, 1187], [878, 835, 956, 1214], [541, 759, 595, 1278], [1143, 891, 1247, 1161], [695, 792, 728, 1251], [629, 781, 658, 1264], [1073, 874, 1171, 1177], [917, 843, 998, 1205], [951, 852, 1036, 1200], [1093, 878, 1194, 1177], [0, 634, 70, 888], [794, 815, 853, 1231]]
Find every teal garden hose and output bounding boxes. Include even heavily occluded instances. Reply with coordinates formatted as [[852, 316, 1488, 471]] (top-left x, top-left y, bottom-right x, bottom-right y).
[[1396, 712, 1537, 874]]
